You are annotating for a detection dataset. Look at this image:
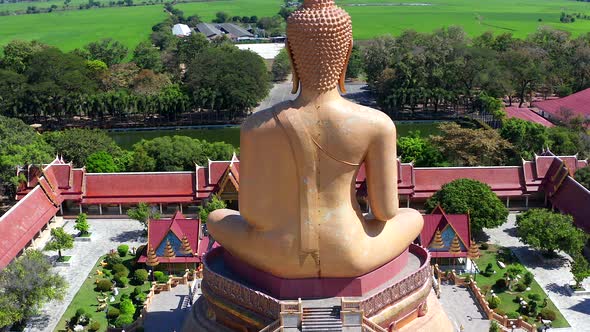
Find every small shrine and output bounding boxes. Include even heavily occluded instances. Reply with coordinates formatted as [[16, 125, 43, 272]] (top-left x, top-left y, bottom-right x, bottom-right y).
[[420, 205, 472, 268], [138, 211, 208, 272]]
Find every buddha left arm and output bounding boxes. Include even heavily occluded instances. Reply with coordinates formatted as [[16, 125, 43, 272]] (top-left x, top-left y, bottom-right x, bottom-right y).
[[365, 116, 399, 221]]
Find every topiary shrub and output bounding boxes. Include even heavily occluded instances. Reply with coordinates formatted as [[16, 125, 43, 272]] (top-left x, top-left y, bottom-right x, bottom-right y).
[[153, 271, 168, 283], [493, 308, 505, 316], [494, 278, 507, 291], [540, 308, 557, 321], [105, 252, 122, 267], [484, 263, 494, 276], [117, 244, 129, 257], [528, 293, 541, 301], [134, 292, 147, 304], [515, 283, 527, 292], [114, 274, 128, 287], [96, 279, 113, 292], [112, 263, 129, 277], [134, 269, 148, 284], [106, 308, 120, 319], [480, 243, 489, 250], [488, 295, 501, 309], [89, 321, 100, 331], [119, 299, 136, 316], [507, 311, 520, 319], [523, 271, 534, 286], [114, 314, 134, 328], [135, 244, 146, 260]]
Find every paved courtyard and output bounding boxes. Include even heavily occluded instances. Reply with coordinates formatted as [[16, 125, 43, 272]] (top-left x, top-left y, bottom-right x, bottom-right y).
[[27, 218, 145, 332], [438, 283, 491, 332], [484, 213, 590, 332], [143, 279, 201, 332]]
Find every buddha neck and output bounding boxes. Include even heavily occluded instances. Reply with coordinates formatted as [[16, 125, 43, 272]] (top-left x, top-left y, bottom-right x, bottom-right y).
[[294, 85, 342, 107]]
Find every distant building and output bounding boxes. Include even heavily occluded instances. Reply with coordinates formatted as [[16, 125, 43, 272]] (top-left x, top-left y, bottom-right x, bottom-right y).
[[172, 23, 192, 37], [504, 106, 554, 127], [195, 23, 223, 39], [532, 87, 590, 123], [236, 43, 285, 60], [218, 23, 254, 41]]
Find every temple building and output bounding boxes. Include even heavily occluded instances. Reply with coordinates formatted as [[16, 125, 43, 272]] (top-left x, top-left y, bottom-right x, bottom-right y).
[[1, 151, 589, 269], [137, 211, 211, 272], [419, 205, 472, 269]]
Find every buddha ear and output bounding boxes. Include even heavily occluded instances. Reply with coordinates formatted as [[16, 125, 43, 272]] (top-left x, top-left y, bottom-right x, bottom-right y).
[[338, 39, 353, 94], [286, 42, 300, 94]]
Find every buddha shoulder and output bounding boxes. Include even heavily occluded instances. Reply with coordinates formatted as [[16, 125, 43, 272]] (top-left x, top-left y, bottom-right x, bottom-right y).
[[242, 101, 293, 133], [350, 103, 396, 134]]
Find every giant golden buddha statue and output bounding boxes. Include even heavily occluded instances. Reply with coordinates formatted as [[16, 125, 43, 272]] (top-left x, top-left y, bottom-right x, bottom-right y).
[[207, 0, 424, 279]]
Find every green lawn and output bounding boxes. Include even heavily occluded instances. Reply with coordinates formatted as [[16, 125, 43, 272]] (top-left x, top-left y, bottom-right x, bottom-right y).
[[54, 254, 151, 332], [465, 244, 569, 328]]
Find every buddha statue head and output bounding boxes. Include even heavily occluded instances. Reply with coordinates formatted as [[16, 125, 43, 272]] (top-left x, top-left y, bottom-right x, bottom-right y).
[[286, 0, 353, 94]]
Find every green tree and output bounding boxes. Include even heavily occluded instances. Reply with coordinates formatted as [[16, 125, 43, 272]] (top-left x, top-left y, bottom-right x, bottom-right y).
[[175, 32, 209, 66], [44, 227, 74, 259], [198, 196, 227, 222], [271, 48, 291, 81], [184, 46, 270, 112], [425, 179, 509, 233], [570, 253, 590, 289], [397, 131, 447, 167], [0, 250, 66, 327], [500, 118, 549, 160], [74, 213, 90, 236], [132, 41, 163, 72], [127, 202, 161, 230], [86, 151, 119, 173], [574, 167, 590, 189], [345, 44, 363, 79], [44, 129, 122, 167], [84, 38, 128, 66], [489, 320, 501, 332], [213, 11, 229, 23], [0, 115, 53, 197], [547, 126, 590, 158], [430, 123, 513, 166], [516, 209, 587, 256], [501, 46, 548, 107], [0, 39, 47, 73]]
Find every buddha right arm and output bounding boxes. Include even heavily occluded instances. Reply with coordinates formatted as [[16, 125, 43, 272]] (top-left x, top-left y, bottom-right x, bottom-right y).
[[365, 115, 399, 221]]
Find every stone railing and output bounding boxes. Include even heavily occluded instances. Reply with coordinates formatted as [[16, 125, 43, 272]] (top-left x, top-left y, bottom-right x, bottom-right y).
[[359, 244, 431, 317], [258, 319, 281, 332], [432, 265, 538, 332], [280, 298, 302, 312], [361, 317, 387, 332]]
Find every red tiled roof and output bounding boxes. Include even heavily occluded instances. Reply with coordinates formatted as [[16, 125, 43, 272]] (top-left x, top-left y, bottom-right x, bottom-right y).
[[148, 213, 200, 255], [551, 177, 590, 233], [505, 107, 554, 127], [83, 172, 195, 204], [413, 166, 525, 198], [532, 88, 590, 119], [0, 186, 59, 268], [421, 205, 470, 251]]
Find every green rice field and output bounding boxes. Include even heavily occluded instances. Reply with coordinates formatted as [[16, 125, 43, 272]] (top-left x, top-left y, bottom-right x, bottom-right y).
[[0, 0, 590, 50], [3, 0, 590, 50]]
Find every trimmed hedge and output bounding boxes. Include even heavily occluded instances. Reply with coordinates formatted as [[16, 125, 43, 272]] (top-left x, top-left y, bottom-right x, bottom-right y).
[[117, 244, 129, 257], [106, 308, 120, 319], [96, 279, 113, 292], [134, 269, 148, 283]]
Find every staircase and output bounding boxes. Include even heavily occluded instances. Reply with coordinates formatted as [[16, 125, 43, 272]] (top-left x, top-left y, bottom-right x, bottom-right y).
[[301, 306, 342, 332]]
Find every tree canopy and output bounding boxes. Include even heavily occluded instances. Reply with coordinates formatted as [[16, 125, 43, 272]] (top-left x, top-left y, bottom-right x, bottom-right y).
[[271, 48, 291, 82], [425, 178, 509, 233], [500, 118, 549, 160], [0, 250, 66, 328], [198, 195, 227, 223], [516, 209, 587, 256], [127, 202, 160, 230], [397, 131, 447, 167], [83, 38, 128, 66], [44, 227, 74, 259], [86, 151, 119, 173], [44, 129, 122, 167], [574, 167, 590, 189], [430, 122, 513, 166]]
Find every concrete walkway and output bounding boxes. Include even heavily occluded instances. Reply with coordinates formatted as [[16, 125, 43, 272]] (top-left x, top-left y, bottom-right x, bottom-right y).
[[439, 283, 491, 332], [27, 218, 145, 332], [143, 280, 201, 332], [484, 213, 590, 332]]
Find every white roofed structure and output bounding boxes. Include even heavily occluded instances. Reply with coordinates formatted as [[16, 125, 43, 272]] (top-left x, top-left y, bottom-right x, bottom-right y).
[[172, 24, 192, 37], [236, 43, 285, 60]]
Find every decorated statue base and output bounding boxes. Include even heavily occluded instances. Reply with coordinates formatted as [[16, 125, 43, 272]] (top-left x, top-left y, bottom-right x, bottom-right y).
[[182, 244, 453, 332]]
